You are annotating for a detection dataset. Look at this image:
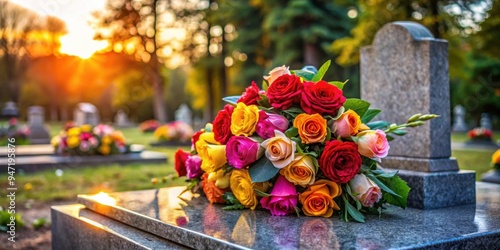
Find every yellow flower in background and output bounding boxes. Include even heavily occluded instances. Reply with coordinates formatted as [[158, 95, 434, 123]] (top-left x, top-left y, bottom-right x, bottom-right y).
[[154, 125, 168, 140], [81, 124, 92, 132], [208, 169, 231, 189], [51, 135, 61, 147], [231, 102, 259, 136], [67, 136, 80, 148], [112, 131, 126, 144], [99, 145, 111, 155], [67, 127, 81, 137], [24, 182, 33, 191], [492, 149, 500, 164], [101, 135, 112, 145], [230, 169, 258, 210]]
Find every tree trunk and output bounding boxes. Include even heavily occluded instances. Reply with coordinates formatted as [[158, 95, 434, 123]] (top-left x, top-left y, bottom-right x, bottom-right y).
[[206, 66, 215, 121], [60, 106, 68, 122], [304, 42, 319, 68], [429, 0, 441, 38], [219, 29, 227, 109], [151, 0, 167, 122], [50, 104, 58, 122]]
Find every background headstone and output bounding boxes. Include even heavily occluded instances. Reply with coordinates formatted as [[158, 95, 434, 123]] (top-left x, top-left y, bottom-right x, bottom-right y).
[[115, 110, 133, 127], [361, 21, 475, 209], [452, 105, 468, 132], [175, 104, 192, 125], [27, 106, 50, 144], [480, 113, 492, 130], [1, 102, 19, 119], [74, 103, 100, 126]]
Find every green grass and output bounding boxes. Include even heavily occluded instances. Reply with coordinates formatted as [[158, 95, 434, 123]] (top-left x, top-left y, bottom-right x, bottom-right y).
[[451, 131, 500, 143], [452, 149, 495, 180]]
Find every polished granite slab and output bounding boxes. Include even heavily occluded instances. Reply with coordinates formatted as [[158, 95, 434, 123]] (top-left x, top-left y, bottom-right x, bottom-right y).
[[0, 151, 167, 172], [74, 182, 500, 249], [0, 144, 54, 157]]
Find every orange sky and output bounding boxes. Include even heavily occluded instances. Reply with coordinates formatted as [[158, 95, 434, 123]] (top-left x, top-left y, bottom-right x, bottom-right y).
[[10, 0, 108, 58]]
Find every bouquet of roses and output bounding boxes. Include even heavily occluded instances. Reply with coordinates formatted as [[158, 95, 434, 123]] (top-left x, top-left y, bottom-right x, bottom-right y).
[[468, 127, 493, 140], [0, 118, 30, 145], [154, 121, 194, 143], [52, 124, 127, 156], [175, 61, 437, 222], [139, 119, 161, 133]]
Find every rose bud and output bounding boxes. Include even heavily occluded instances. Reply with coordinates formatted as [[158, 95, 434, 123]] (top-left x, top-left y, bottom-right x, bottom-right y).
[[255, 111, 289, 139], [348, 174, 382, 208]]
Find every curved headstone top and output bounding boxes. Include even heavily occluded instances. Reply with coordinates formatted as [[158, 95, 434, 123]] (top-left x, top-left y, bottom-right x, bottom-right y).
[[77, 103, 98, 113], [373, 21, 438, 47]]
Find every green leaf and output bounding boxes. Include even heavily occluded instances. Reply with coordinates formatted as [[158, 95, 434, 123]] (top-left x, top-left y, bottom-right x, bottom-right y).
[[292, 70, 315, 81], [372, 170, 398, 179], [329, 81, 346, 90], [380, 175, 410, 209], [343, 98, 370, 117], [311, 60, 331, 82], [386, 135, 395, 141], [285, 127, 298, 138], [366, 174, 401, 198], [366, 121, 390, 130], [361, 109, 382, 124], [254, 189, 270, 197], [222, 96, 240, 105], [342, 195, 365, 223], [391, 129, 408, 136], [262, 80, 269, 91], [249, 156, 279, 182], [223, 204, 245, 210], [257, 94, 271, 108]]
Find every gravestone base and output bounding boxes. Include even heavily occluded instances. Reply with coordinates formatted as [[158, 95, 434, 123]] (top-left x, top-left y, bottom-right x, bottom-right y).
[[388, 169, 476, 209], [481, 169, 500, 184], [52, 183, 500, 249], [382, 156, 459, 172]]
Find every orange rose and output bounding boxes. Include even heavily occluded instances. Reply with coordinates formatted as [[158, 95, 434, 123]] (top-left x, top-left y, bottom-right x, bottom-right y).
[[492, 149, 500, 164], [298, 180, 342, 217], [201, 173, 226, 204], [293, 113, 327, 144], [333, 110, 369, 138]]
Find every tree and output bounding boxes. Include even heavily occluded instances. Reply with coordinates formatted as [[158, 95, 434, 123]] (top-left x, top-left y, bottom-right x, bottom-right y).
[[0, 1, 38, 103]]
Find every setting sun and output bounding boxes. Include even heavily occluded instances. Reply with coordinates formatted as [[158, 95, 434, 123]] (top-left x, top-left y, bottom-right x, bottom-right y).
[[59, 34, 108, 59]]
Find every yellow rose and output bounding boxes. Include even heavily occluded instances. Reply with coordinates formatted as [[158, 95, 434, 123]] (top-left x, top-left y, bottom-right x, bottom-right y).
[[201, 145, 227, 173], [99, 145, 111, 155], [101, 135, 112, 145], [67, 136, 80, 148], [208, 169, 230, 189], [280, 154, 316, 187], [492, 149, 500, 164], [230, 169, 258, 209], [261, 130, 296, 169], [231, 102, 259, 136], [293, 113, 327, 144], [81, 124, 92, 132], [299, 180, 342, 217], [67, 127, 81, 137], [154, 125, 168, 140], [51, 135, 61, 147]]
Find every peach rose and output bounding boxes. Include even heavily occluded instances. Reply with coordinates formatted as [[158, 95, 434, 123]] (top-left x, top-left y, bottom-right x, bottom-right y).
[[263, 65, 290, 85], [356, 129, 390, 159], [231, 102, 260, 137], [298, 180, 342, 217], [348, 174, 382, 208], [279, 154, 316, 187], [333, 110, 368, 138], [293, 113, 327, 144], [261, 130, 296, 169]]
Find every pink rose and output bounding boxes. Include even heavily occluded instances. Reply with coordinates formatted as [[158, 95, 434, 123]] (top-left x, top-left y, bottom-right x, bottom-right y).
[[356, 129, 390, 159], [186, 155, 203, 179], [226, 136, 264, 169], [255, 111, 289, 139], [264, 65, 290, 85], [260, 175, 298, 216], [348, 174, 382, 207]]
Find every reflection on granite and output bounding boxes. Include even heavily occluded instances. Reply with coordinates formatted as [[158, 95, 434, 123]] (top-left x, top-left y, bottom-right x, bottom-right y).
[[77, 183, 500, 249]]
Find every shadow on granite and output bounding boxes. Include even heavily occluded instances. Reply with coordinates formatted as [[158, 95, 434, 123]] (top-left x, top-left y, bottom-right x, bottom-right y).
[[69, 182, 500, 249], [0, 151, 167, 173]]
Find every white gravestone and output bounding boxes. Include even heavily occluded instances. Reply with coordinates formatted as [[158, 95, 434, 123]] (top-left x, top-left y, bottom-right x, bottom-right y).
[[452, 105, 468, 132], [74, 103, 100, 126], [28, 106, 50, 144], [175, 104, 192, 125], [480, 113, 492, 130], [115, 110, 133, 127]]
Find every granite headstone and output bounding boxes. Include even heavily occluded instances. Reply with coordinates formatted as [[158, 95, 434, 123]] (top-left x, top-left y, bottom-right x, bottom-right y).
[[452, 105, 468, 132], [480, 113, 493, 130], [74, 103, 99, 126], [361, 21, 475, 209], [115, 110, 133, 127], [27, 106, 51, 144], [175, 104, 192, 125], [1, 102, 19, 119]]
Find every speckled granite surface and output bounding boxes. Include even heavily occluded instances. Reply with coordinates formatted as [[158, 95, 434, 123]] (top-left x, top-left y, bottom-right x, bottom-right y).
[[66, 182, 500, 249]]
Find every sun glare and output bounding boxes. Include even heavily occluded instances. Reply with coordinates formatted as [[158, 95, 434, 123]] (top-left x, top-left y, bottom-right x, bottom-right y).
[[59, 34, 108, 59]]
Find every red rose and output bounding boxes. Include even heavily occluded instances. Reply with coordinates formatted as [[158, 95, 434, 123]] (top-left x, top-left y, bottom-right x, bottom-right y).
[[238, 81, 261, 105], [319, 140, 361, 183], [213, 105, 234, 144], [301, 80, 346, 116], [174, 149, 190, 177], [192, 130, 203, 147], [267, 74, 303, 110]]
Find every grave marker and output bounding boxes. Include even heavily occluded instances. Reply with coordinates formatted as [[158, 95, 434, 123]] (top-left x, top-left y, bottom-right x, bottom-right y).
[[27, 106, 50, 144]]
